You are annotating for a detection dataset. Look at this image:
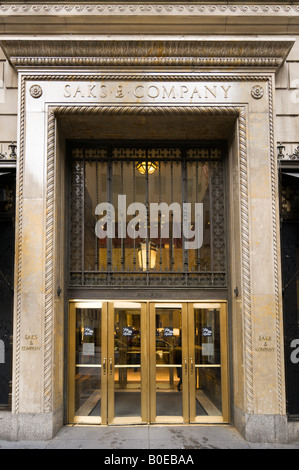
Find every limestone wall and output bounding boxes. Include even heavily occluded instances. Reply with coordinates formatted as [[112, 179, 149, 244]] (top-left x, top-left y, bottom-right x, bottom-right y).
[[0, 30, 297, 441], [0, 36, 299, 154], [275, 36, 299, 156]]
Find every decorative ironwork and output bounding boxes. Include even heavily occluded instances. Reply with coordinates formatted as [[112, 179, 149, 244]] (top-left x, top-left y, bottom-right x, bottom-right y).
[[69, 143, 227, 288], [288, 145, 299, 161], [278, 142, 299, 161], [0, 142, 17, 161], [8, 142, 17, 160], [280, 170, 299, 414]]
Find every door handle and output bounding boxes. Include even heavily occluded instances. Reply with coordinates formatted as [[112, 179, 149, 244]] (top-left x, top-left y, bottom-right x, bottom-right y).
[[103, 358, 106, 375], [184, 358, 188, 375], [109, 357, 113, 375], [190, 358, 194, 375]]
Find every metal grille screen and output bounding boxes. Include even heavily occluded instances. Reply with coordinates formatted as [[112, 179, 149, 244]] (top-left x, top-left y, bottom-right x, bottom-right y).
[[69, 143, 227, 288]]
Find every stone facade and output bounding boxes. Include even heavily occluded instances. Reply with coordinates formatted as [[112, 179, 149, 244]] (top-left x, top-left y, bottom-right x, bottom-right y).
[[0, 2, 298, 443]]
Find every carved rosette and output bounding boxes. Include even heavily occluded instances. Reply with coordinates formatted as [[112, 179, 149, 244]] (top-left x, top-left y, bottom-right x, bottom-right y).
[[251, 85, 264, 99], [29, 84, 43, 99]]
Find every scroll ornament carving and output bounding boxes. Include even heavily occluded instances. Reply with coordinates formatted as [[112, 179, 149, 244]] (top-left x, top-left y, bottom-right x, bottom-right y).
[[0, 4, 299, 15]]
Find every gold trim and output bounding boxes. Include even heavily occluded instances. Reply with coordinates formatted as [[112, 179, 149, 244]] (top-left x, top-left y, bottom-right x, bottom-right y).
[[67, 302, 76, 424], [220, 303, 230, 423], [68, 300, 229, 425]]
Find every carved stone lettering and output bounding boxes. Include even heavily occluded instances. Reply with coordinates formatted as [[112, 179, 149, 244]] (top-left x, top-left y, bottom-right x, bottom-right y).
[[62, 82, 232, 102], [255, 335, 275, 352], [22, 334, 41, 351]]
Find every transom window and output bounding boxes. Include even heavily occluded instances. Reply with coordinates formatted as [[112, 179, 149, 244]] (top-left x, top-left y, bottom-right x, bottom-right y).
[[69, 142, 227, 288]]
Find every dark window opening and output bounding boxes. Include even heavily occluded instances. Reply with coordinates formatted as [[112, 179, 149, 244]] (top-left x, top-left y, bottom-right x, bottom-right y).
[[280, 170, 299, 417], [0, 168, 15, 409], [68, 141, 227, 289]]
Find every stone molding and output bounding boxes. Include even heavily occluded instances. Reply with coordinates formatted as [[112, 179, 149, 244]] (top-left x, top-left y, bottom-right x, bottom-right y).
[[13, 72, 283, 418], [1, 38, 293, 70], [0, 3, 297, 37], [0, 3, 299, 16]]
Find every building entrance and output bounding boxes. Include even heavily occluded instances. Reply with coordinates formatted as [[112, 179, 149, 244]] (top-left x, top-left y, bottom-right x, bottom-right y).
[[68, 300, 229, 425]]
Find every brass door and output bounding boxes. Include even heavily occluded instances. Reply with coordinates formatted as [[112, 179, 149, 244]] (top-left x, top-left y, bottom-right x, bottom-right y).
[[68, 301, 147, 425], [68, 301, 108, 424], [68, 300, 228, 425], [188, 303, 229, 423], [107, 302, 148, 424], [149, 302, 229, 424]]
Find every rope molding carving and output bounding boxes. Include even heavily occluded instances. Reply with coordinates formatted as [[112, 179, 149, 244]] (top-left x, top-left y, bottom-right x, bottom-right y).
[[51, 105, 240, 116], [237, 108, 254, 414], [268, 76, 285, 415], [13, 77, 25, 414], [16, 74, 272, 82], [44, 110, 55, 413]]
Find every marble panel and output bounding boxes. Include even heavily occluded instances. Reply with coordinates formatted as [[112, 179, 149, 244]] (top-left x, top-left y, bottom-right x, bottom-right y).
[[20, 197, 45, 294], [18, 291, 45, 414], [250, 199, 275, 296], [251, 293, 285, 415], [23, 111, 45, 199]]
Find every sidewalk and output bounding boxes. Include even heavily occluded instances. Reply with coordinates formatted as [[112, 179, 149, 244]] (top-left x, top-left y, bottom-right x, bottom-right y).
[[1, 424, 299, 449]]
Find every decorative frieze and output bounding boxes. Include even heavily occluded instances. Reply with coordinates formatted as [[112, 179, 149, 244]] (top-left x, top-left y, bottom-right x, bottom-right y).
[[0, 3, 299, 16]]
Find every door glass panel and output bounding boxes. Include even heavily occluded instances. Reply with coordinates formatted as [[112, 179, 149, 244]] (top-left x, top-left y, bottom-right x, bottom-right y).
[[193, 307, 222, 417], [69, 301, 227, 425], [114, 306, 141, 419], [155, 307, 182, 417], [75, 307, 102, 418]]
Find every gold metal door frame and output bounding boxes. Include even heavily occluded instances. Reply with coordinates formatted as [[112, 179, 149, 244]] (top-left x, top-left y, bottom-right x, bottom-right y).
[[188, 302, 229, 424], [68, 299, 229, 426], [149, 302, 188, 424], [149, 301, 229, 425], [107, 301, 148, 425], [68, 301, 108, 425]]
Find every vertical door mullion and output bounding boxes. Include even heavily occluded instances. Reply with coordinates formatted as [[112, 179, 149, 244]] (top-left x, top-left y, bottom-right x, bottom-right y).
[[68, 303, 76, 423], [182, 303, 189, 423], [141, 303, 149, 423], [149, 302, 156, 423], [187, 303, 196, 423], [101, 302, 108, 425], [107, 302, 115, 424], [220, 303, 229, 423]]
